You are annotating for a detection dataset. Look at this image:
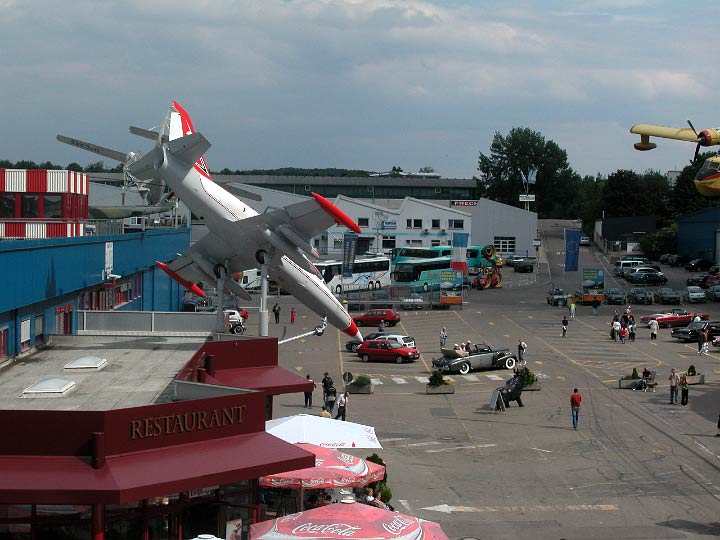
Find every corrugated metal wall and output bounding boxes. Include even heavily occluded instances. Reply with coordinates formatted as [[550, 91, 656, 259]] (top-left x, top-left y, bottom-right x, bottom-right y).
[[677, 208, 720, 261]]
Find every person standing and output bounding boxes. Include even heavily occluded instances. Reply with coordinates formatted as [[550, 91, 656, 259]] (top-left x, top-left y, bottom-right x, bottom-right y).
[[697, 327, 705, 354], [561, 316, 568, 338], [668, 368, 680, 404], [440, 327, 447, 349], [378, 320, 385, 333], [334, 391, 349, 421], [569, 301, 576, 319], [701, 328, 710, 355], [272, 303, 281, 324], [649, 318, 659, 340], [680, 374, 689, 406], [325, 385, 337, 414], [591, 298, 600, 316], [628, 317, 636, 342], [290, 307, 296, 324], [570, 388, 582, 430], [304, 374, 316, 409], [518, 338, 527, 364]]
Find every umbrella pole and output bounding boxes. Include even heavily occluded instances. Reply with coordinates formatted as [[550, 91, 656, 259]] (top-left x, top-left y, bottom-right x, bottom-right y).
[[300, 486, 304, 512]]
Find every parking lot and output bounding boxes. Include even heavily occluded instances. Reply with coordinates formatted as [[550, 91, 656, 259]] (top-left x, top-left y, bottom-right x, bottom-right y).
[[259, 221, 720, 540]]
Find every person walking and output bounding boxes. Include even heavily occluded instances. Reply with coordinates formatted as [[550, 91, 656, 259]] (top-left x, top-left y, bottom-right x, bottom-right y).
[[518, 338, 527, 364], [697, 327, 705, 354], [561, 316, 568, 338], [377, 320, 385, 333], [570, 388, 582, 430], [325, 384, 337, 414], [668, 368, 680, 404], [680, 374, 689, 406], [304, 374, 316, 408], [619, 326, 628, 344], [649, 318, 659, 340], [272, 303, 281, 324], [591, 298, 600, 316], [701, 328, 710, 355], [440, 327, 447, 349], [334, 391, 349, 421], [290, 307, 296, 324], [629, 317, 636, 342], [569, 301, 576, 319]]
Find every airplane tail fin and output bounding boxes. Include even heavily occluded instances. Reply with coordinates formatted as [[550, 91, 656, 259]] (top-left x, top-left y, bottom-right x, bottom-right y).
[[128, 132, 211, 181], [169, 101, 213, 179]]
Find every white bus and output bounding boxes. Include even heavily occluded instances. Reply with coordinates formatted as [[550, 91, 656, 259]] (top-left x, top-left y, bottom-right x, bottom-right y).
[[315, 255, 392, 294]]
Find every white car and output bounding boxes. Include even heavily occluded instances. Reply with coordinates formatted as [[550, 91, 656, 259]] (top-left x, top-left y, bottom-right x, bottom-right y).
[[376, 334, 416, 349], [683, 286, 707, 303], [580, 236, 591, 246]]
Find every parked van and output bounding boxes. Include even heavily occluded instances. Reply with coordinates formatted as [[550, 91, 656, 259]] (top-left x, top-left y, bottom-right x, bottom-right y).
[[614, 260, 642, 276]]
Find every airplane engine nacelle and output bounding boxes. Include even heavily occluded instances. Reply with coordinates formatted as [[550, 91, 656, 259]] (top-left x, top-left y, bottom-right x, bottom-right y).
[[699, 129, 720, 147]]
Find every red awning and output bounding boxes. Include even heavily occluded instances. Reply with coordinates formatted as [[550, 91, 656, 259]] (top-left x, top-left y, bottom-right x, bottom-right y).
[[205, 366, 312, 395], [0, 432, 314, 504]]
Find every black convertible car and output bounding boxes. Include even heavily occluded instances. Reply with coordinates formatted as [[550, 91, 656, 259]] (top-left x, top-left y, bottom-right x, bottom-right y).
[[432, 343, 521, 375]]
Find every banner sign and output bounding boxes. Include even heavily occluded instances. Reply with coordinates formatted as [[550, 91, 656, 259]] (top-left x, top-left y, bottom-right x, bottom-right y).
[[451, 232, 469, 275], [564, 229, 582, 272], [451, 200, 478, 206], [341, 233, 358, 278]]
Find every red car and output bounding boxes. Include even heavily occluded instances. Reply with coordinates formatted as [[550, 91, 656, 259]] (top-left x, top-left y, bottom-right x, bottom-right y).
[[640, 309, 709, 328], [357, 340, 419, 363], [352, 309, 400, 327]]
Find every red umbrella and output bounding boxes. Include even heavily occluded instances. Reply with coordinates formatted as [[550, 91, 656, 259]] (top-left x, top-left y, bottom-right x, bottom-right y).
[[249, 500, 449, 540], [259, 443, 385, 489]]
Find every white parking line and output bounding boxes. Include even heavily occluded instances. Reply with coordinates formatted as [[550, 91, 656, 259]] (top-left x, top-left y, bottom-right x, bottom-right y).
[[485, 374, 504, 381], [371, 378, 383, 385], [461, 374, 479, 382], [392, 377, 407, 384], [406, 441, 442, 447], [415, 376, 429, 383]]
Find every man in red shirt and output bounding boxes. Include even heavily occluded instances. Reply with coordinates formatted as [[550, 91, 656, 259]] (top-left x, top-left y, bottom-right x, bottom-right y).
[[570, 388, 582, 430]]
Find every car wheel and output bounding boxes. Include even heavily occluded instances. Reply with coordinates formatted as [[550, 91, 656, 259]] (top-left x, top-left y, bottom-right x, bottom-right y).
[[376, 281, 381, 290], [458, 362, 471, 375], [361, 355, 370, 362], [505, 357, 516, 370], [395, 355, 404, 364], [336, 285, 342, 294], [351, 343, 359, 353]]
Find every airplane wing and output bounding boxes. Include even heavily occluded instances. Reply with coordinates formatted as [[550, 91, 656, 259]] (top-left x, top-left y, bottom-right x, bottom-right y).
[[630, 124, 720, 151]]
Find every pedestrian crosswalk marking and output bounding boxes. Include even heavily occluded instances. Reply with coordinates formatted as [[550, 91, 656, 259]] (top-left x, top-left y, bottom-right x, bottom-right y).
[[415, 376, 429, 383], [392, 377, 407, 384], [485, 374, 504, 381], [371, 378, 383, 385], [461, 374, 479, 382]]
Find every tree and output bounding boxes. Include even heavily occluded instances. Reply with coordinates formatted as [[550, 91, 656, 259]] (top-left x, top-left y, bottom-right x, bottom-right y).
[[477, 127, 580, 218], [67, 162, 83, 172], [84, 161, 106, 173], [419, 166, 435, 173]]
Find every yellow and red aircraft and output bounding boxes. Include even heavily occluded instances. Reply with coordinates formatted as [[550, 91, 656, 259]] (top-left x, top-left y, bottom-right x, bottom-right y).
[[630, 123, 720, 196]]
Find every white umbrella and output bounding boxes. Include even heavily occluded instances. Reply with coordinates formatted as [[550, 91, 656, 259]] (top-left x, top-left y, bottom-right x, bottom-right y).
[[265, 414, 382, 449]]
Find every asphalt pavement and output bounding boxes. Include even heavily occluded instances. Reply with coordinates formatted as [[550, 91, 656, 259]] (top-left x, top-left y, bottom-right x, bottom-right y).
[[262, 220, 720, 540]]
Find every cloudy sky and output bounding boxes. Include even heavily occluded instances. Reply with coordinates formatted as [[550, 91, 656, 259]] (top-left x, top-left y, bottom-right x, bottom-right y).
[[1, 0, 717, 179]]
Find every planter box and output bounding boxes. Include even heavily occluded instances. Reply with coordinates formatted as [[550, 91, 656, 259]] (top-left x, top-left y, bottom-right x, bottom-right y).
[[426, 384, 455, 394], [686, 374, 705, 385], [522, 381, 542, 391], [346, 383, 373, 394], [618, 378, 640, 389]]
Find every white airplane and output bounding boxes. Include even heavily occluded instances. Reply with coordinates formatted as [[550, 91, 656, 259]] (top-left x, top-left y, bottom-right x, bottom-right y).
[[59, 101, 363, 341]]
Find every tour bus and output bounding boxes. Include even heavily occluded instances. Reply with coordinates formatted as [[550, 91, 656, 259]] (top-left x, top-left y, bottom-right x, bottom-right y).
[[391, 256, 463, 292], [391, 246, 450, 264], [315, 255, 392, 293]]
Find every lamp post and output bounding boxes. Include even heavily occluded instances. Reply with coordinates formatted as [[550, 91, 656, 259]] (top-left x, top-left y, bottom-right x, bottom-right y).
[[519, 166, 537, 212]]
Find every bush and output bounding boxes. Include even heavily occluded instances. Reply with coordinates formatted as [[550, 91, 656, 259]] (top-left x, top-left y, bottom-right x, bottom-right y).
[[353, 375, 371, 387], [688, 364, 697, 376], [516, 366, 537, 387], [428, 370, 447, 387]]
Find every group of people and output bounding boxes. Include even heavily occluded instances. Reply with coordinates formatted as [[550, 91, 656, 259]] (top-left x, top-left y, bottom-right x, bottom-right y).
[[667, 368, 691, 406], [271, 303, 297, 324], [609, 307, 637, 343]]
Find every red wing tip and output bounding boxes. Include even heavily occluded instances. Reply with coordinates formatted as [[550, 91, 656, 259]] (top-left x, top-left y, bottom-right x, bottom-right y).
[[343, 321, 362, 341], [311, 192, 361, 233]]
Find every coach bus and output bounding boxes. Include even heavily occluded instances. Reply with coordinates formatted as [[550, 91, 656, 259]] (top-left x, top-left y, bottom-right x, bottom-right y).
[[315, 255, 391, 293], [391, 256, 463, 292]]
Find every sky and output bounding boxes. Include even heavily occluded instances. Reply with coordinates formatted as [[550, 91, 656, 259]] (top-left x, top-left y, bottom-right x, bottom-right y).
[[1, 0, 718, 179]]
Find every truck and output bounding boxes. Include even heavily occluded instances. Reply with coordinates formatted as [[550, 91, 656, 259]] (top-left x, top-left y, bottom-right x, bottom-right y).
[[575, 268, 605, 304]]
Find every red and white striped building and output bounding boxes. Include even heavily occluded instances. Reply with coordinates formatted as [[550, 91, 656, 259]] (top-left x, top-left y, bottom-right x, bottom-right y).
[[0, 169, 89, 239]]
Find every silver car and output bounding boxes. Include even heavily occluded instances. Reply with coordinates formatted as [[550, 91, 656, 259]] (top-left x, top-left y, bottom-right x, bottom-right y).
[[683, 286, 707, 303], [707, 284, 720, 301]]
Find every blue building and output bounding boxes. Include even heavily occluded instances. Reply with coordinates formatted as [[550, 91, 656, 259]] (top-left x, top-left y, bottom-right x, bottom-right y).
[[1, 228, 190, 361], [676, 208, 720, 262]]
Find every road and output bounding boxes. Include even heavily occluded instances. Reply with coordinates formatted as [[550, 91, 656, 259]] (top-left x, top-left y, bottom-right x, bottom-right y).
[[265, 219, 720, 540]]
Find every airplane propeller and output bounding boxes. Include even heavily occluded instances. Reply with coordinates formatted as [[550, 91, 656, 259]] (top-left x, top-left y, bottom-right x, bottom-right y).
[[687, 120, 703, 163]]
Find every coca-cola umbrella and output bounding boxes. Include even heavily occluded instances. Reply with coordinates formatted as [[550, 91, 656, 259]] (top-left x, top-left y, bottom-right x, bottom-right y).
[[258, 443, 385, 489], [249, 499, 449, 540], [266, 414, 382, 449]]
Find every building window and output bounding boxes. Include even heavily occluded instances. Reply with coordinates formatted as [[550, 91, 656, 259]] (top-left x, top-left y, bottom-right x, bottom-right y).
[[406, 219, 423, 229], [333, 239, 343, 249], [357, 217, 369, 227], [494, 236, 516, 254], [431, 240, 441, 247], [410, 239, 423, 246], [20, 195, 39, 218], [431, 219, 440, 229], [448, 219, 464, 230], [43, 195, 63, 218], [382, 236, 395, 249], [0, 194, 14, 218], [20, 318, 31, 351]]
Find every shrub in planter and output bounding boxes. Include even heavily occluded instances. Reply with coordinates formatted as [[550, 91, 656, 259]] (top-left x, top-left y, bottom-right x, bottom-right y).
[[353, 375, 372, 387], [631, 367, 639, 379], [428, 370, 449, 387], [688, 365, 697, 376], [347, 374, 373, 394], [516, 366, 538, 388]]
